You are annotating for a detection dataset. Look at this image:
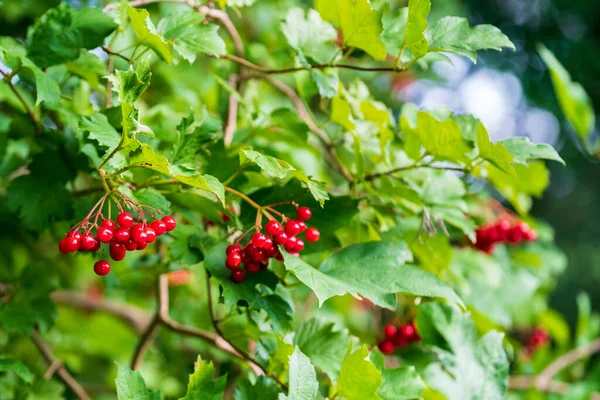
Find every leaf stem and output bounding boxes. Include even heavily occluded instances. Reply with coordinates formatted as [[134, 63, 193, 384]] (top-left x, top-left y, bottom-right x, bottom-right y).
[[0, 69, 42, 134]]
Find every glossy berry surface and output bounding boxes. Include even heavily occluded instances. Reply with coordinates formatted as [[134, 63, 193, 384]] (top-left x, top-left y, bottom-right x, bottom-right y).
[[284, 220, 302, 236], [251, 232, 269, 249], [226, 244, 241, 254], [231, 269, 245, 283], [245, 262, 260, 273], [151, 220, 167, 236], [80, 234, 97, 251], [384, 324, 397, 339], [305, 227, 320, 242], [162, 216, 176, 231], [94, 260, 111, 276], [145, 227, 157, 243], [117, 212, 134, 228], [265, 220, 281, 236], [378, 340, 395, 354], [226, 252, 242, 269], [101, 219, 116, 230], [96, 226, 114, 243], [296, 206, 312, 221], [114, 228, 130, 243]]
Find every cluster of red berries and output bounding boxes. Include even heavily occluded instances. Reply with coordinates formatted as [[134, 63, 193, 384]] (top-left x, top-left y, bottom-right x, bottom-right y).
[[474, 219, 537, 253], [377, 321, 421, 354], [524, 326, 550, 355], [58, 212, 176, 276], [225, 206, 320, 283]]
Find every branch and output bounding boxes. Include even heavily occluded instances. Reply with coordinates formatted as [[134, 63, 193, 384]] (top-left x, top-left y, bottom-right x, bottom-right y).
[[364, 164, 467, 181], [101, 45, 131, 62], [222, 53, 405, 75], [223, 74, 239, 147], [0, 70, 42, 134], [31, 331, 91, 400], [509, 338, 600, 394], [256, 74, 353, 183]]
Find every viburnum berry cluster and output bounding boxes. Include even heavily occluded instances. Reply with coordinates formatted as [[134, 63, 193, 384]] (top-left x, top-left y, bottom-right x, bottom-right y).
[[473, 219, 537, 254], [377, 321, 421, 354], [524, 326, 551, 355], [58, 192, 176, 276], [225, 205, 320, 283]]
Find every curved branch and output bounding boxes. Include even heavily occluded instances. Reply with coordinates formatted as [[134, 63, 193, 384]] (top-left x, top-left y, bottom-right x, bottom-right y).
[[0, 70, 42, 134], [31, 331, 91, 400]]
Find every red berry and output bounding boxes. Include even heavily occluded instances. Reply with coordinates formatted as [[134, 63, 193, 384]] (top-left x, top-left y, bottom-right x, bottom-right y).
[[305, 227, 320, 242], [248, 246, 265, 262], [226, 244, 241, 254], [226, 252, 242, 269], [273, 232, 289, 245], [117, 212, 134, 228], [400, 323, 415, 339], [109, 241, 126, 261], [151, 220, 167, 236], [285, 220, 302, 236], [220, 211, 230, 223], [297, 221, 306, 233], [251, 232, 269, 249], [296, 206, 312, 221], [131, 224, 147, 244], [231, 269, 245, 283], [137, 241, 148, 250], [284, 236, 299, 253], [507, 226, 523, 243], [393, 332, 410, 347], [384, 324, 397, 339], [145, 227, 157, 243], [523, 228, 538, 242], [58, 238, 72, 254], [378, 340, 395, 354], [265, 220, 282, 236], [265, 244, 279, 259], [125, 240, 138, 251], [79, 234, 97, 251], [67, 231, 82, 241], [245, 262, 260, 273], [275, 252, 284, 261], [101, 219, 116, 230], [496, 220, 511, 241], [90, 240, 101, 253], [94, 260, 111, 276], [96, 226, 114, 243], [162, 216, 176, 231], [114, 227, 130, 243]]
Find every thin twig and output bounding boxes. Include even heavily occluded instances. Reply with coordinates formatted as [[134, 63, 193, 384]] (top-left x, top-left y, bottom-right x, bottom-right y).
[[255, 74, 353, 183], [130, 315, 161, 370], [364, 164, 467, 181], [222, 53, 404, 75], [0, 70, 42, 134], [224, 74, 239, 147], [101, 45, 131, 62], [31, 331, 91, 400]]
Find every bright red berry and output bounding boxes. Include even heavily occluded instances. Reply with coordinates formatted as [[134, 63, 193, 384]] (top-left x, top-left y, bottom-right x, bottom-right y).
[[109, 241, 126, 261], [137, 241, 148, 250], [227, 244, 241, 254], [162, 216, 176, 231], [273, 232, 289, 245], [284, 236, 299, 253], [90, 240, 101, 252], [94, 260, 111, 276], [117, 212, 134, 228], [285, 220, 302, 236], [125, 240, 138, 251], [296, 206, 312, 221], [496, 220, 511, 241], [265, 244, 279, 259], [248, 246, 265, 262], [305, 227, 320, 242], [151, 220, 167, 236], [79, 234, 97, 251], [101, 219, 116, 230], [131, 224, 147, 244], [297, 221, 306, 233], [145, 227, 157, 243], [226, 252, 242, 269], [384, 324, 397, 339], [265, 220, 282, 236], [67, 231, 82, 241], [114, 227, 130, 243], [96, 226, 114, 243], [400, 323, 415, 339], [58, 238, 72, 254], [231, 269, 245, 283], [245, 262, 260, 273], [523, 228, 538, 241], [251, 232, 269, 249], [378, 340, 395, 354]]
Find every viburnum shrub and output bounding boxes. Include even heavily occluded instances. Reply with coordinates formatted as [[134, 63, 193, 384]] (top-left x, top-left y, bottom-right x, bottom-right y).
[[0, 0, 598, 399]]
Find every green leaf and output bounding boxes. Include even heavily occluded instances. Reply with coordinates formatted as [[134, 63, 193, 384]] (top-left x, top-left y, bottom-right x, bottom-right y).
[[26, 3, 117, 68], [159, 11, 226, 63], [133, 188, 171, 215], [279, 347, 319, 400], [282, 241, 463, 309], [234, 377, 279, 400], [380, 0, 430, 61], [66, 51, 107, 90], [486, 162, 549, 214], [475, 122, 515, 174], [426, 16, 515, 63], [377, 366, 426, 400], [538, 44, 594, 139], [311, 69, 339, 98], [20, 58, 61, 106], [127, 6, 172, 63], [331, 95, 355, 131], [109, 59, 152, 105], [281, 8, 337, 63], [171, 110, 223, 166], [115, 364, 160, 400], [204, 243, 293, 332], [6, 150, 72, 231], [501, 137, 565, 166], [79, 113, 121, 151], [0, 357, 33, 384], [335, 0, 387, 61], [337, 345, 382, 400], [417, 303, 509, 400], [293, 318, 352, 380], [179, 356, 227, 400]]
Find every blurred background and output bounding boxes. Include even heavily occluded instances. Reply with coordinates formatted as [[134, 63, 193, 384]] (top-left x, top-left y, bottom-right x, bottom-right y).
[[1, 0, 598, 328]]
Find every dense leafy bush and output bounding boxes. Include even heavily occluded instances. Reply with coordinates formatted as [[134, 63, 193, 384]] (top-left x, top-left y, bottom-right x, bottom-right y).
[[0, 0, 598, 399]]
